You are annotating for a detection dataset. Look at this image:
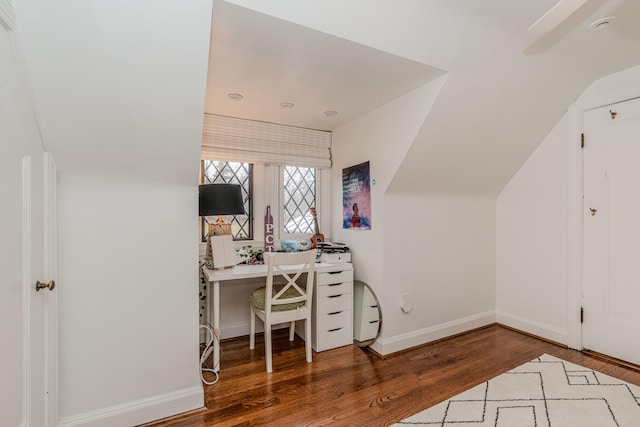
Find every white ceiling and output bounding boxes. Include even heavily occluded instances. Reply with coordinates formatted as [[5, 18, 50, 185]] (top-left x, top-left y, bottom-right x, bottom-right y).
[[16, 0, 640, 195], [205, 0, 444, 131]]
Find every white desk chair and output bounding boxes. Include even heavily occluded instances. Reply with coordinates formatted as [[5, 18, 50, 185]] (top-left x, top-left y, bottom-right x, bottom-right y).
[[249, 250, 317, 372]]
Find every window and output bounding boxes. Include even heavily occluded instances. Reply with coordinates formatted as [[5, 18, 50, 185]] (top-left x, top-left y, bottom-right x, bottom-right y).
[[199, 161, 324, 245], [201, 160, 253, 240], [283, 166, 316, 235]]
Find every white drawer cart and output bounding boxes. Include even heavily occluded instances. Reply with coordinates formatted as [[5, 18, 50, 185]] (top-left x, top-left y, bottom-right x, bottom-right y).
[[297, 263, 353, 351]]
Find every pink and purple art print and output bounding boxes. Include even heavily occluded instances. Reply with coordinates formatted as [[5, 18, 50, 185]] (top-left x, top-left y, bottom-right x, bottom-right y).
[[342, 161, 371, 230]]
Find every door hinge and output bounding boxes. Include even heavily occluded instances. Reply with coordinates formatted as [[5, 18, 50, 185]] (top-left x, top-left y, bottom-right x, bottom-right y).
[[580, 307, 584, 324], [581, 133, 584, 148]]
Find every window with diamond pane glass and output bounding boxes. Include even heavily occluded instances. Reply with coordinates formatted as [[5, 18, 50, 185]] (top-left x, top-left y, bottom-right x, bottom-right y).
[[283, 166, 316, 235], [201, 160, 252, 240]]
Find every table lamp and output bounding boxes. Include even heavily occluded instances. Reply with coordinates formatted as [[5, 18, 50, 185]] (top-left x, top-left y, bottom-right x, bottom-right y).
[[199, 183, 245, 269]]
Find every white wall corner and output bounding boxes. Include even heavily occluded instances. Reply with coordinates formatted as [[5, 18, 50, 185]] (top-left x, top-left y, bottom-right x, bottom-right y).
[[372, 311, 496, 356], [496, 311, 568, 346], [58, 386, 204, 427], [573, 65, 640, 112], [0, 0, 15, 31]]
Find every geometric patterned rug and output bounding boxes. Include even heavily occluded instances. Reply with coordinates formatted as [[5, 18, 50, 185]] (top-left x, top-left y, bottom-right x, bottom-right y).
[[394, 354, 640, 426]]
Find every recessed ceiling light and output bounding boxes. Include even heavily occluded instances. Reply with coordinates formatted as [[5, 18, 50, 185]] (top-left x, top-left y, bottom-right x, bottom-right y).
[[280, 102, 295, 109], [227, 93, 243, 101], [324, 111, 338, 117], [588, 16, 616, 32]]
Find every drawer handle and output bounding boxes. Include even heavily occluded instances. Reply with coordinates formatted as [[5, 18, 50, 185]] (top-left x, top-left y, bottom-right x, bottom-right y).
[[328, 327, 343, 332], [328, 311, 343, 315], [369, 320, 379, 324], [328, 283, 342, 287], [328, 294, 343, 298], [327, 271, 343, 275]]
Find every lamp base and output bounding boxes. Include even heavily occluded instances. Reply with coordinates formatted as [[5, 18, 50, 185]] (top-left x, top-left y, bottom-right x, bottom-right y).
[[209, 217, 232, 236]]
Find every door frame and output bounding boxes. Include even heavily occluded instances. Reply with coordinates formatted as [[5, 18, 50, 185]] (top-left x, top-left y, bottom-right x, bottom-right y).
[[43, 152, 58, 426], [566, 75, 640, 350]]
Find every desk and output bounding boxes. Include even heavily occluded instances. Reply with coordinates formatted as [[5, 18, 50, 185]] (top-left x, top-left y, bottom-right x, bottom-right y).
[[203, 262, 353, 371]]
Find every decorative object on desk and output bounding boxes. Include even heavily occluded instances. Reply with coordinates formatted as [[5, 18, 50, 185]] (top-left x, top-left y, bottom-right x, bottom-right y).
[[317, 241, 351, 263], [236, 245, 264, 265], [199, 183, 245, 269], [208, 235, 241, 269], [342, 161, 371, 230], [297, 239, 311, 251], [264, 205, 274, 252], [280, 240, 298, 252], [353, 281, 382, 348], [309, 207, 325, 249]]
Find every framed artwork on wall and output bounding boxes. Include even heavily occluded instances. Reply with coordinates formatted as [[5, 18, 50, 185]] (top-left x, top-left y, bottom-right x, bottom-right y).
[[342, 161, 371, 230]]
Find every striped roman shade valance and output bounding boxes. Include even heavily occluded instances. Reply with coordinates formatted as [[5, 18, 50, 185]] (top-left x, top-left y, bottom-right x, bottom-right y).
[[202, 114, 332, 169]]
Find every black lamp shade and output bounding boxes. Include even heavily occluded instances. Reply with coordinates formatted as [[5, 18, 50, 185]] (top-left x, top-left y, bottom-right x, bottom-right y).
[[199, 184, 245, 217]]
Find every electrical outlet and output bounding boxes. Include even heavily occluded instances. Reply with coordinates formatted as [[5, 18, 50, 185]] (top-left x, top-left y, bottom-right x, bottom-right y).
[[400, 293, 412, 313]]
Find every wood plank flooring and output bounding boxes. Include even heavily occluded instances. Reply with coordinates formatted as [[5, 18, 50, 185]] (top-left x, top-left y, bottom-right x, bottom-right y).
[[142, 324, 640, 427]]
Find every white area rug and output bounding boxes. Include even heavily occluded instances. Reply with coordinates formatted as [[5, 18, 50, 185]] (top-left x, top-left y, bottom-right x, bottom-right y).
[[394, 354, 640, 426]]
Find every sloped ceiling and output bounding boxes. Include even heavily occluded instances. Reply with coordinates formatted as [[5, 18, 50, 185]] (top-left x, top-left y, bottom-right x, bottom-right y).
[[206, 0, 444, 130], [213, 0, 640, 195], [15, 1, 213, 183], [16, 0, 640, 195]]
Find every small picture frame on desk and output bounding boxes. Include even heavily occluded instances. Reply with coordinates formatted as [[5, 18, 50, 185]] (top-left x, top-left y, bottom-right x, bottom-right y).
[[281, 240, 299, 252]]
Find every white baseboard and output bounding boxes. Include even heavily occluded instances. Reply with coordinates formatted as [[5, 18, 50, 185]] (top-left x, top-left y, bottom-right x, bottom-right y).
[[220, 312, 567, 356], [215, 320, 288, 341], [200, 320, 250, 344], [220, 320, 253, 339], [496, 311, 568, 345], [59, 386, 204, 427], [372, 311, 496, 356]]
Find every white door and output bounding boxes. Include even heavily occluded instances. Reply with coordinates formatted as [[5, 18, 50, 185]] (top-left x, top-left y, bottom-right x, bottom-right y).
[[0, 154, 48, 425], [0, 22, 57, 427], [583, 97, 640, 364]]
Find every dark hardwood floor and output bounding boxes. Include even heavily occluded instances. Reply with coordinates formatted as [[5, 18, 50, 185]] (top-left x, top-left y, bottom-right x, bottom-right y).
[[143, 324, 640, 427]]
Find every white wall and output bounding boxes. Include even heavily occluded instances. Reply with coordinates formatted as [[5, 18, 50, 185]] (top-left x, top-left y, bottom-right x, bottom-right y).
[[382, 193, 496, 353], [0, 23, 27, 427], [496, 114, 570, 344], [331, 77, 447, 290], [330, 76, 497, 355], [57, 173, 202, 426]]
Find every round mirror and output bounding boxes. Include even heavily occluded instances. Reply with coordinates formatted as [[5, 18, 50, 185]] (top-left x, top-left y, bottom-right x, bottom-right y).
[[353, 280, 382, 347]]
